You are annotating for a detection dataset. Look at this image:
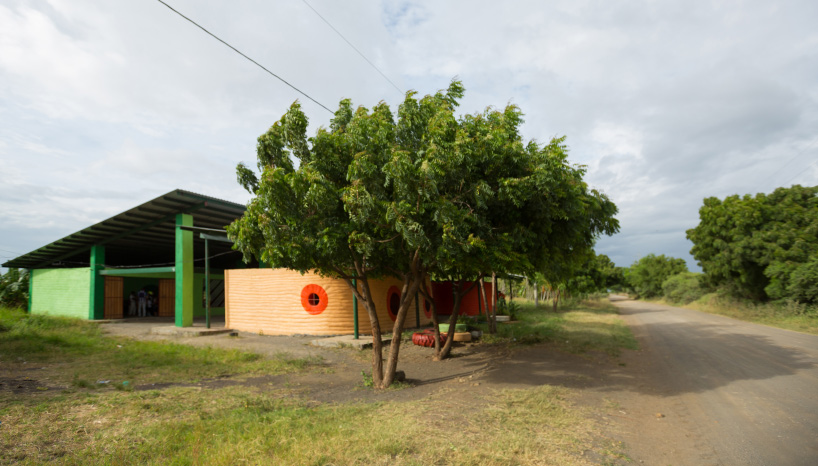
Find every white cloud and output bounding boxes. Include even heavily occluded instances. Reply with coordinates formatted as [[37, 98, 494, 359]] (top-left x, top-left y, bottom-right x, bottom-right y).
[[1, 0, 817, 272]]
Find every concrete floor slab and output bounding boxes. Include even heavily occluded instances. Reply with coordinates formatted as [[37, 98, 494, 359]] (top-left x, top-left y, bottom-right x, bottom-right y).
[[310, 334, 390, 350], [150, 325, 233, 337]]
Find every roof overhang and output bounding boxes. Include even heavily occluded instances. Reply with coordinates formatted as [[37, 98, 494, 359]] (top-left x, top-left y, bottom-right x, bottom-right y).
[[3, 189, 247, 269]]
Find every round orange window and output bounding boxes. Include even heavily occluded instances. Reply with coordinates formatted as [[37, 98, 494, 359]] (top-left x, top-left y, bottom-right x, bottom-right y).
[[386, 286, 401, 321], [301, 284, 328, 315]]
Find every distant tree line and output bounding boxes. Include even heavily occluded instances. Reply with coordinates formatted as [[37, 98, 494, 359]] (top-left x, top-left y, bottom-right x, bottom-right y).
[[617, 185, 818, 310]]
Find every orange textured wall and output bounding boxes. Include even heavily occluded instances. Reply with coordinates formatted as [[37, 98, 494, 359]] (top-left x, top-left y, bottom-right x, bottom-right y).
[[225, 269, 432, 336]]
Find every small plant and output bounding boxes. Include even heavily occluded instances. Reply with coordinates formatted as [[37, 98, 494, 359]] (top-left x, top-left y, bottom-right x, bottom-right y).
[[71, 375, 94, 389], [506, 301, 520, 317], [360, 370, 374, 388]]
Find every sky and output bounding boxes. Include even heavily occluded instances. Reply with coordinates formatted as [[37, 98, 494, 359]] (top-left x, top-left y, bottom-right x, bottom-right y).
[[1, 0, 817, 273]]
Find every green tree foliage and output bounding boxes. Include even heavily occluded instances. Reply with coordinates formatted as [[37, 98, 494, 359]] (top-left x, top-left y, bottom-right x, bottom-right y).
[[562, 253, 624, 295], [626, 254, 688, 298], [661, 272, 705, 304], [229, 80, 618, 386], [686, 185, 818, 302], [0, 268, 29, 308], [787, 258, 818, 303]]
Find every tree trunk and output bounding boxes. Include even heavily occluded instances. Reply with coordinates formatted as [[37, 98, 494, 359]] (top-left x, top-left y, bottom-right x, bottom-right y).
[[534, 281, 539, 307], [435, 278, 480, 360], [435, 285, 463, 360], [490, 272, 498, 334], [343, 274, 384, 387], [418, 283, 443, 353], [552, 288, 559, 312], [382, 275, 422, 388], [478, 279, 490, 335]]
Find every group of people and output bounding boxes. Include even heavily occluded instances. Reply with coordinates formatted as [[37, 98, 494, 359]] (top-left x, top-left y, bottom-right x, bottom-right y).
[[128, 288, 158, 317]]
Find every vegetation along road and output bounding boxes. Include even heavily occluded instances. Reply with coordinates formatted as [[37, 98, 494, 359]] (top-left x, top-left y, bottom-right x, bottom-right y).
[[608, 296, 818, 465]]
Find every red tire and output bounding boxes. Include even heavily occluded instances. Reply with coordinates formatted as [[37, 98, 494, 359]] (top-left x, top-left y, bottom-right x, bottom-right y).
[[412, 330, 447, 347]]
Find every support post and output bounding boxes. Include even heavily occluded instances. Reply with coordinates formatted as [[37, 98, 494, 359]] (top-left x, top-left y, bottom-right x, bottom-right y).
[[477, 281, 483, 315], [175, 214, 194, 327], [415, 291, 420, 328], [89, 245, 105, 320], [27, 269, 33, 314], [205, 237, 210, 329], [352, 278, 359, 340]]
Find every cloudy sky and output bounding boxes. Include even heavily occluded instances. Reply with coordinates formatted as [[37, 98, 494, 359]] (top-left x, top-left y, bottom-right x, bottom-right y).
[[1, 0, 817, 272]]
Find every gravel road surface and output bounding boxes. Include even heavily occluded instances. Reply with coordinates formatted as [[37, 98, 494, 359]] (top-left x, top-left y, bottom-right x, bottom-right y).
[[611, 297, 818, 465]]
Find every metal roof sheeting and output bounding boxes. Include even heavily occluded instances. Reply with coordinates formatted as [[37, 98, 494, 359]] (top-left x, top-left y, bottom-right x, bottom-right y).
[[3, 189, 247, 269]]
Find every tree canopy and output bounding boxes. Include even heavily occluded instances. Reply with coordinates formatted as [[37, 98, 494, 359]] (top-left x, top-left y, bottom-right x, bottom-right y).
[[626, 254, 688, 298], [228, 80, 619, 386], [686, 185, 818, 302]]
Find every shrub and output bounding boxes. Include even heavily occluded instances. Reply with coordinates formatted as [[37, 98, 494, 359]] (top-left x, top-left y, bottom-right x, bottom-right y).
[[662, 272, 705, 304]]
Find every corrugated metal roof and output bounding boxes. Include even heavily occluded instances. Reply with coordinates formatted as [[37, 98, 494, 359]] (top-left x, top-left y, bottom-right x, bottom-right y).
[[3, 189, 247, 269]]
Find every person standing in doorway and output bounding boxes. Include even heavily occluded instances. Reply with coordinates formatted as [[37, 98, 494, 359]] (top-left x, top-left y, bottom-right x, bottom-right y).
[[146, 291, 154, 317], [128, 291, 137, 317], [137, 288, 147, 317]]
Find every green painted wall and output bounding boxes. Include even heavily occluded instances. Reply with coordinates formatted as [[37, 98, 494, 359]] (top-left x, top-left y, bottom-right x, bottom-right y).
[[30, 268, 91, 319]]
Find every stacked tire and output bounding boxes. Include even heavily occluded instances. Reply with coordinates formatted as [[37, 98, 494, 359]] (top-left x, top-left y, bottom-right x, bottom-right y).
[[412, 328, 447, 347]]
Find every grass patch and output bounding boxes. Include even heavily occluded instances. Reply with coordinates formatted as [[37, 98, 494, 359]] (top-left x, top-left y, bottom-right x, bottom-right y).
[[474, 298, 638, 356], [0, 307, 322, 389], [1, 382, 609, 466], [668, 293, 818, 335]]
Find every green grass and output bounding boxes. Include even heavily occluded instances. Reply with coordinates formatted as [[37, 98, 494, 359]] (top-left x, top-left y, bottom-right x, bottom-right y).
[[0, 307, 322, 388], [0, 305, 631, 465], [666, 293, 818, 335], [472, 298, 638, 356], [1, 383, 605, 466]]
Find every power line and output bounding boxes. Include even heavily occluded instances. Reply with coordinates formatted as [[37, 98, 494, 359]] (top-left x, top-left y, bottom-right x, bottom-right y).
[[156, 0, 333, 114], [780, 157, 818, 187], [768, 138, 818, 191], [300, 0, 403, 96]]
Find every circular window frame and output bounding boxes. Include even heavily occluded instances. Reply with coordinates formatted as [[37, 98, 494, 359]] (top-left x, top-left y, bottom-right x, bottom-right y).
[[386, 286, 401, 322], [301, 284, 328, 315]]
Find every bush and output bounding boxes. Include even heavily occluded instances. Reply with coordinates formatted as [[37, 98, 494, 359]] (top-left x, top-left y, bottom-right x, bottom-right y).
[[662, 272, 705, 304], [626, 254, 688, 298], [787, 257, 818, 304], [0, 269, 29, 309]]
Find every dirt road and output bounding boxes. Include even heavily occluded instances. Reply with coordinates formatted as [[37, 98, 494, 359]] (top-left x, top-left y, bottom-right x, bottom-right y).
[[608, 297, 818, 465]]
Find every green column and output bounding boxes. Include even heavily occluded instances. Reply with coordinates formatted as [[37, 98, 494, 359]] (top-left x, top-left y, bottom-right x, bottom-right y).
[[175, 214, 194, 327], [27, 269, 33, 314], [89, 245, 105, 320]]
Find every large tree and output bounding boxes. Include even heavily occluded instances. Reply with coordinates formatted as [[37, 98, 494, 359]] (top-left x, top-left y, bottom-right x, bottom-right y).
[[404, 108, 619, 358], [686, 185, 818, 302], [229, 80, 619, 385], [626, 254, 688, 298]]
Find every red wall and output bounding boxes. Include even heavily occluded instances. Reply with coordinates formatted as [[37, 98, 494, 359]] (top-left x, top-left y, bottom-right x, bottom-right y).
[[432, 281, 495, 316]]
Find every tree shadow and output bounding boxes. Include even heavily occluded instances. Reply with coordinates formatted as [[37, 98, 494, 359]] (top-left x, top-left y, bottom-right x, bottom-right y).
[[480, 317, 817, 397]]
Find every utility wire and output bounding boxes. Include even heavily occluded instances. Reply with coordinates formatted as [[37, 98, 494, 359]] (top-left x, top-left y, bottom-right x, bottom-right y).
[[767, 138, 818, 191], [300, 0, 403, 96], [780, 157, 818, 187], [156, 0, 334, 114]]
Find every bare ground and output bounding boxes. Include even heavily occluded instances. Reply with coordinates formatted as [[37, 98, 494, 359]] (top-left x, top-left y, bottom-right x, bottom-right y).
[[7, 298, 815, 465]]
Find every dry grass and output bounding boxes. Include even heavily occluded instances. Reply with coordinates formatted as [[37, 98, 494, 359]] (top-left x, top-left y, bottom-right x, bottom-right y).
[[653, 294, 818, 336], [475, 298, 638, 356], [1, 383, 607, 466], [0, 304, 634, 466]]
